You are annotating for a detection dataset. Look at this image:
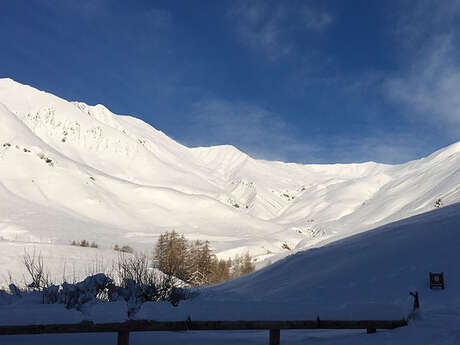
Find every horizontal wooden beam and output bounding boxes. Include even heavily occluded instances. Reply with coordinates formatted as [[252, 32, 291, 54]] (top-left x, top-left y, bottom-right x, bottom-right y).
[[0, 319, 408, 335]]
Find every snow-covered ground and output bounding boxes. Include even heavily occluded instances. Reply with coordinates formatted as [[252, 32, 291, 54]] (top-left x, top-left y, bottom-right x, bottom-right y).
[[0, 241, 120, 286], [1, 203, 459, 344]]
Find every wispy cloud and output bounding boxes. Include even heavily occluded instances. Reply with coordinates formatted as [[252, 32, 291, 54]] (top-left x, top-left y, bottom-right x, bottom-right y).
[[327, 131, 436, 164], [386, 36, 460, 135], [182, 99, 432, 164], [300, 6, 332, 31], [228, 1, 332, 60], [184, 99, 318, 162], [385, 1, 460, 137]]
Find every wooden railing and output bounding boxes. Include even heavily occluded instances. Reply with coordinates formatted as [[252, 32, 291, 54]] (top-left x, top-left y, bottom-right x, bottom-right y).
[[0, 319, 408, 345]]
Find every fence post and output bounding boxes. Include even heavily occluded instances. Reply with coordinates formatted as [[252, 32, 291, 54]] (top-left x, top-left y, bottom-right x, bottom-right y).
[[269, 329, 280, 345], [409, 291, 419, 310], [117, 331, 129, 345]]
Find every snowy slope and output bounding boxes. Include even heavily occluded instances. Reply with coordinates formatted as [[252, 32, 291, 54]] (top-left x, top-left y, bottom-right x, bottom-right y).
[[203, 202, 460, 307], [132, 203, 460, 344], [0, 78, 459, 278], [2, 202, 459, 345]]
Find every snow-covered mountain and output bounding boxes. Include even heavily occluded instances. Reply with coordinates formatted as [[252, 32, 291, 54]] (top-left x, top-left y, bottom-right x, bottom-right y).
[[0, 78, 459, 275]]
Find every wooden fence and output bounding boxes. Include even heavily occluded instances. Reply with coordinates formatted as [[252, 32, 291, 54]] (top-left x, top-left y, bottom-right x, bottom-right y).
[[0, 291, 419, 344], [0, 319, 408, 345]]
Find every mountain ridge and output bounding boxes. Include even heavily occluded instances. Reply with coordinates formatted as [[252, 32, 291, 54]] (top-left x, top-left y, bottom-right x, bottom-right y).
[[0, 78, 459, 268]]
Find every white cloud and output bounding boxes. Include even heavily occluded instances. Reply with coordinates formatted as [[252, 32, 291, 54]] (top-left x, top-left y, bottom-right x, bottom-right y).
[[185, 99, 318, 162], [328, 132, 435, 164], [183, 99, 432, 164], [228, 1, 332, 60], [385, 0, 460, 138], [300, 6, 332, 31], [386, 36, 460, 135]]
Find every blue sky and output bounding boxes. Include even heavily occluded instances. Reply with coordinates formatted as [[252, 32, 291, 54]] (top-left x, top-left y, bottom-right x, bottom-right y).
[[1, 0, 459, 163]]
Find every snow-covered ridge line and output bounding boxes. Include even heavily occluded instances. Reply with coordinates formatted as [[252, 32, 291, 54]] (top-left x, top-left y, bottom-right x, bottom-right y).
[[0, 78, 459, 272]]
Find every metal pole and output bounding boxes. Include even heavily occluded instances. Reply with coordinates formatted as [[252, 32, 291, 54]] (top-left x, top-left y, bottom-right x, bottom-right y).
[[269, 329, 280, 345], [117, 331, 129, 345]]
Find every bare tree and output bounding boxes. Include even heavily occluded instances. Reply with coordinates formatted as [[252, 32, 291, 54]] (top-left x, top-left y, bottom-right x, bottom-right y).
[[23, 249, 51, 290], [154, 231, 254, 286], [154, 231, 188, 281], [114, 252, 176, 302], [187, 240, 214, 286], [240, 252, 256, 275], [209, 258, 231, 284], [231, 252, 255, 278]]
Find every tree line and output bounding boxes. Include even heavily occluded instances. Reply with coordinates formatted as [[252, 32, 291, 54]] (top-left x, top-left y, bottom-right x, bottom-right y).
[[154, 230, 255, 286]]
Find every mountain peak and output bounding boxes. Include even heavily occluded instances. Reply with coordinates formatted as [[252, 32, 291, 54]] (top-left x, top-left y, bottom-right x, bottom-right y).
[[0, 79, 459, 267]]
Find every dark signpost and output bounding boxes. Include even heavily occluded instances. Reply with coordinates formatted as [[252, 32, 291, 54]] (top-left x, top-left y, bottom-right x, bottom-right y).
[[429, 272, 445, 289]]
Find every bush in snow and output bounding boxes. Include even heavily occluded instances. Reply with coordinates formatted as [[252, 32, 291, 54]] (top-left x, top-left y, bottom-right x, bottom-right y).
[[281, 242, 291, 250], [26, 252, 198, 316], [435, 198, 443, 208], [9, 283, 22, 296], [113, 244, 133, 253], [59, 273, 113, 310], [71, 240, 98, 248], [42, 284, 60, 304], [0, 289, 17, 305], [120, 245, 134, 253], [111, 252, 193, 315], [1, 249, 197, 317], [23, 249, 51, 290]]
